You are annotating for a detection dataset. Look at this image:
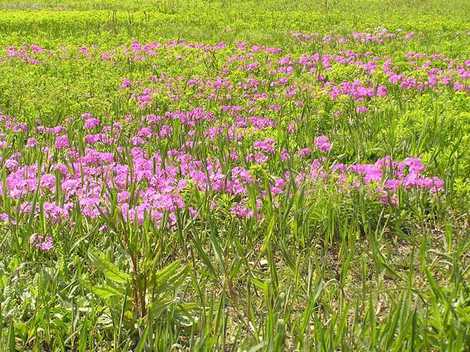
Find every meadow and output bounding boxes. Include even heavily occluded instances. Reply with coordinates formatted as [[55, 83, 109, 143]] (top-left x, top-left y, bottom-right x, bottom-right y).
[[0, 0, 469, 350]]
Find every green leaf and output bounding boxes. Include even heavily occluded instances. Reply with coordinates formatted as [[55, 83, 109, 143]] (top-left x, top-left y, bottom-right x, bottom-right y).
[[135, 326, 150, 352], [154, 260, 187, 290], [91, 285, 123, 300], [88, 250, 130, 284], [8, 321, 15, 352]]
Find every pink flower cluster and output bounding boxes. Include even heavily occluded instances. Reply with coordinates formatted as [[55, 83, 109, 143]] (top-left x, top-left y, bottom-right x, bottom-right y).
[[30, 234, 54, 252], [0, 38, 451, 229]]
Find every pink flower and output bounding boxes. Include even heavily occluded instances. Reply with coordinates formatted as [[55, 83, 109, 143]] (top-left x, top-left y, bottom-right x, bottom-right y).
[[429, 177, 444, 192], [5, 158, 19, 171], [314, 135, 332, 153], [298, 147, 311, 158], [30, 234, 54, 252], [26, 138, 37, 148], [55, 135, 69, 149], [84, 118, 100, 129], [254, 152, 269, 164], [379, 192, 398, 207], [230, 150, 239, 161], [356, 106, 368, 113], [43, 202, 69, 222], [384, 179, 401, 192], [376, 85, 388, 97], [118, 191, 130, 203], [280, 149, 290, 161], [403, 157, 425, 174], [253, 138, 275, 154], [137, 127, 153, 138], [159, 125, 172, 138], [121, 78, 132, 88], [287, 122, 297, 134], [40, 174, 56, 191], [231, 203, 254, 219]]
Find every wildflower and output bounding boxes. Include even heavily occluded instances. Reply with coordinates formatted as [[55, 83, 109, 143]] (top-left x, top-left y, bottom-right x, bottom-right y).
[[137, 127, 153, 139], [253, 138, 276, 154], [189, 207, 198, 219], [403, 157, 425, 174], [30, 234, 54, 252], [230, 150, 239, 161], [84, 118, 100, 129], [121, 78, 132, 88], [254, 152, 269, 164], [298, 147, 311, 158], [79, 197, 100, 218], [26, 137, 37, 148], [55, 135, 69, 149], [5, 158, 19, 171], [40, 174, 56, 191], [379, 192, 399, 207], [280, 149, 289, 161], [99, 224, 109, 233], [0, 213, 9, 223], [118, 191, 130, 204], [384, 179, 401, 192], [376, 85, 388, 97], [271, 178, 286, 195], [231, 203, 254, 219], [43, 202, 69, 222], [159, 125, 172, 138], [314, 135, 332, 153], [287, 122, 297, 133], [356, 106, 369, 113]]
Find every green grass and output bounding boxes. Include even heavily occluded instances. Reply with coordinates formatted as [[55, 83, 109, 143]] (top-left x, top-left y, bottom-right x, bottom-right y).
[[0, 0, 469, 351]]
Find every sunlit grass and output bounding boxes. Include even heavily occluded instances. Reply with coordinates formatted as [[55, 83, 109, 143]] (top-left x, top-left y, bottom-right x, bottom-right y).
[[0, 1, 469, 351]]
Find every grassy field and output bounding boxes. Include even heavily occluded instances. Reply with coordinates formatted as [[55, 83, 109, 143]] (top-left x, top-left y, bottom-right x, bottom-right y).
[[0, 0, 469, 350]]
